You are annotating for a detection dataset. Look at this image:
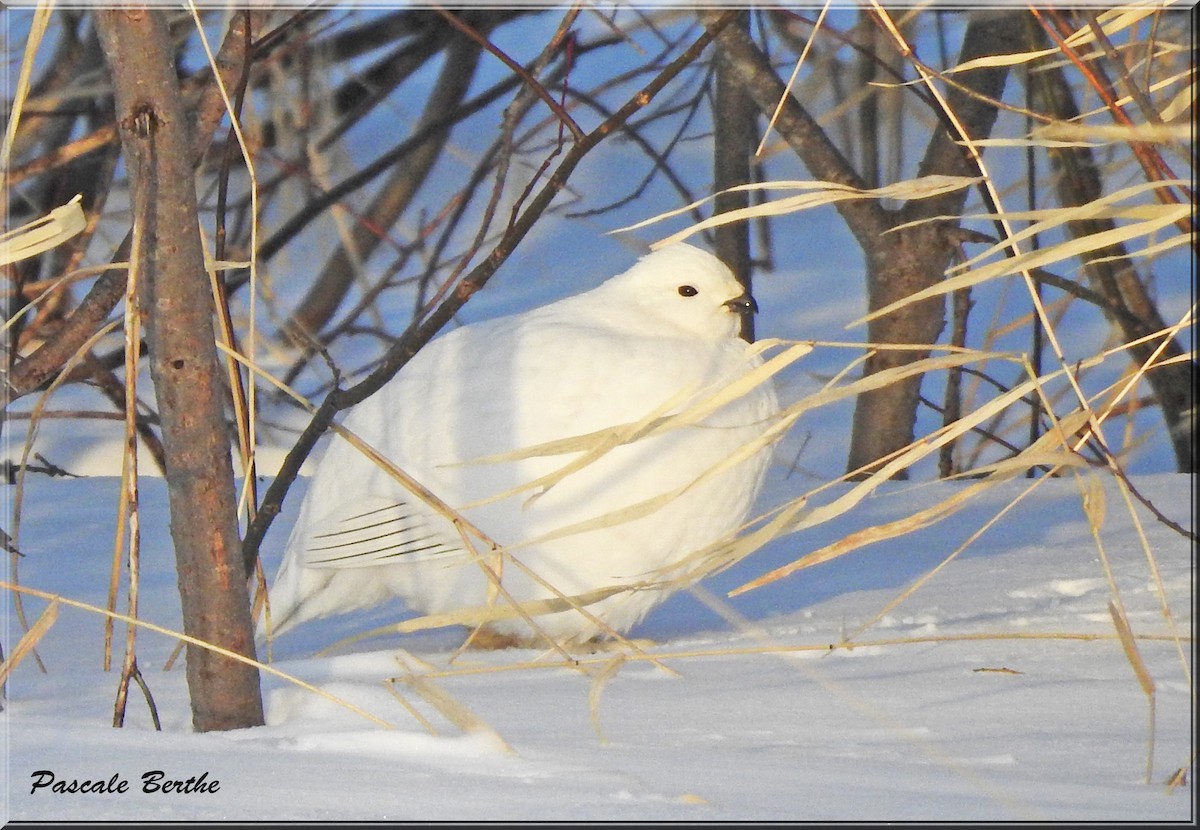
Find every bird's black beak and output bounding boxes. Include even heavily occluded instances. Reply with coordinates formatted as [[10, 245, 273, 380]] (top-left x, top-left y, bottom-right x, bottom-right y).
[[724, 293, 759, 314]]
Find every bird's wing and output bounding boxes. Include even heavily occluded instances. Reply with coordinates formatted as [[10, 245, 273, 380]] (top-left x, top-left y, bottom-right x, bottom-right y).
[[288, 311, 751, 572], [296, 493, 469, 569]]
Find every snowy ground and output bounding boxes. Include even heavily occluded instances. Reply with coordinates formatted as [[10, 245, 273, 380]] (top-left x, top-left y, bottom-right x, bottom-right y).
[[3, 465, 1193, 822]]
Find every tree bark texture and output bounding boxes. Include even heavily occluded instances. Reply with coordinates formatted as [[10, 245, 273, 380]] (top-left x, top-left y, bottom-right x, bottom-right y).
[[712, 11, 757, 343], [845, 12, 1025, 477], [96, 8, 264, 732]]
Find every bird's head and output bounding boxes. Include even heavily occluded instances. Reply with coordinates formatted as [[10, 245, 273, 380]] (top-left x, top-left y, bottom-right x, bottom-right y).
[[603, 243, 758, 341]]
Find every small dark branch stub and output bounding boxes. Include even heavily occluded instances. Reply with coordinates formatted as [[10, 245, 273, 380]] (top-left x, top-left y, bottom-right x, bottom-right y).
[[123, 103, 160, 139]]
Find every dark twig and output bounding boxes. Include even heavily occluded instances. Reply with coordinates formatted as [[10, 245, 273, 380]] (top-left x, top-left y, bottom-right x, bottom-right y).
[[433, 4, 585, 143], [282, 31, 484, 344], [561, 86, 706, 220], [82, 353, 168, 475], [4, 125, 118, 187], [212, 10, 260, 521], [1110, 465, 1198, 543], [919, 394, 1045, 470], [113, 658, 162, 731], [939, 284, 973, 478], [250, 72, 525, 269], [713, 10, 757, 341]]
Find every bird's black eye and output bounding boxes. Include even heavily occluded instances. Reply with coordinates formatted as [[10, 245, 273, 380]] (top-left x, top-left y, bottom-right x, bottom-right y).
[[678, 285, 698, 297]]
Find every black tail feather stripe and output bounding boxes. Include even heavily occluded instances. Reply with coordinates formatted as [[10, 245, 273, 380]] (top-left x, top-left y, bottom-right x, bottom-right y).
[[342, 501, 411, 523], [307, 537, 462, 565], [311, 513, 426, 542], [308, 524, 434, 552]]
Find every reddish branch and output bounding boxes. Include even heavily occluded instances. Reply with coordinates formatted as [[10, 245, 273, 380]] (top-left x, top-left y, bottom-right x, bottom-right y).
[[434, 6, 584, 142], [1024, 15, 1196, 473], [1033, 8, 1195, 227]]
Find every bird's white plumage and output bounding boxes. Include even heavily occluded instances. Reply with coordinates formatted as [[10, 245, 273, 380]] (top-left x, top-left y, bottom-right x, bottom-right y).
[[260, 243, 780, 646]]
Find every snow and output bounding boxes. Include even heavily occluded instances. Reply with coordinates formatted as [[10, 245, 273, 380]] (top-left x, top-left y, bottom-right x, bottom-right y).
[[3, 469, 1193, 822]]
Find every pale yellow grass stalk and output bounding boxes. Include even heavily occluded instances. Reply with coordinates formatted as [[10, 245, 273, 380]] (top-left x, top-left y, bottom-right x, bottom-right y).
[[189, 1, 261, 522]]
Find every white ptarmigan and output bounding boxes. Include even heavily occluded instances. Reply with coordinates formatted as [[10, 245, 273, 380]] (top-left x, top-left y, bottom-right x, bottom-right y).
[[259, 243, 780, 647]]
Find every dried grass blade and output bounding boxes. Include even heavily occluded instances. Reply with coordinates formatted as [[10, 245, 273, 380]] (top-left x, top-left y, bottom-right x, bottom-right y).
[[613, 175, 978, 245], [514, 399, 791, 551], [669, 350, 1052, 580], [742, 467, 993, 593], [0, 599, 58, 685], [9, 317, 123, 673], [1157, 78, 1195, 122], [1, 579, 395, 729], [1108, 600, 1157, 784], [0, 195, 87, 266], [1089, 231, 1193, 265], [588, 653, 626, 743], [456, 378, 704, 508], [189, 1, 261, 523], [951, 447, 1090, 481], [452, 343, 805, 520], [651, 176, 981, 248], [1102, 460, 1192, 687], [391, 652, 510, 749], [948, 178, 1189, 274], [0, 1, 51, 165], [731, 412, 1090, 595], [853, 204, 1190, 328], [392, 585, 632, 633], [943, 46, 1061, 74], [457, 341, 806, 478], [1034, 122, 1191, 145], [727, 376, 1093, 595], [1091, 7, 1164, 39], [610, 180, 867, 235], [381, 679, 441, 736]]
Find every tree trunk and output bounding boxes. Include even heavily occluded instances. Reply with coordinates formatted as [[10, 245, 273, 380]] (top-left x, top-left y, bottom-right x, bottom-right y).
[[845, 11, 1025, 477], [96, 8, 264, 732], [712, 10, 757, 343]]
